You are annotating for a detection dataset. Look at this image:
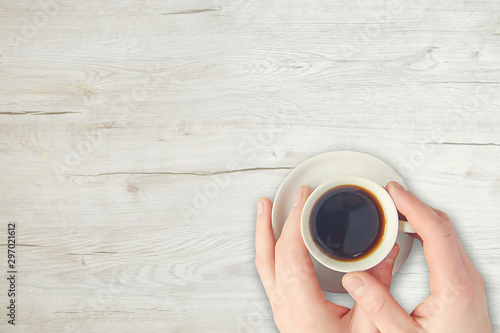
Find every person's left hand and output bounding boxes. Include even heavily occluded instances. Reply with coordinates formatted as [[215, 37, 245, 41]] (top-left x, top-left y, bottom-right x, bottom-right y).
[[255, 185, 400, 333]]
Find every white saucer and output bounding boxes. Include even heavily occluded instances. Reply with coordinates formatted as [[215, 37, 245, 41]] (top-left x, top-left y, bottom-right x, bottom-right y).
[[271, 151, 414, 293]]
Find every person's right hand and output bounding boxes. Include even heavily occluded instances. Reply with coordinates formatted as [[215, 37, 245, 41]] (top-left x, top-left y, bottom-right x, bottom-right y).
[[341, 181, 492, 333]]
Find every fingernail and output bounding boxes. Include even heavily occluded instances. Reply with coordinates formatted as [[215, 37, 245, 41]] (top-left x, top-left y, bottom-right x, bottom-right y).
[[390, 182, 405, 191], [293, 187, 304, 206], [343, 275, 365, 297], [257, 199, 264, 216]]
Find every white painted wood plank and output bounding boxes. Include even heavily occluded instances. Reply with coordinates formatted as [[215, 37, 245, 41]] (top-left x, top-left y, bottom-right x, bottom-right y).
[[0, 0, 499, 331]]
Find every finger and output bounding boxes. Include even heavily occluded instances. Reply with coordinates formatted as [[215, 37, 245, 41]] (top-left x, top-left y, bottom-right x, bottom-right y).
[[342, 303, 379, 333], [398, 213, 423, 243], [431, 208, 477, 274], [342, 271, 421, 333], [345, 245, 400, 333], [366, 243, 400, 289], [279, 185, 313, 244], [431, 208, 448, 221], [255, 198, 276, 295], [387, 182, 467, 282], [275, 186, 326, 303], [411, 232, 423, 243]]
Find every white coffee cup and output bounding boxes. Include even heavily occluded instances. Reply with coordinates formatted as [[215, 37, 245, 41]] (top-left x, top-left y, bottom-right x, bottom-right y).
[[301, 175, 415, 273]]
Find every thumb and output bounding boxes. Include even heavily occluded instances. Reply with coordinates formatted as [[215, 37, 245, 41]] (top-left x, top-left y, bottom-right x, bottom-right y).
[[342, 272, 420, 332]]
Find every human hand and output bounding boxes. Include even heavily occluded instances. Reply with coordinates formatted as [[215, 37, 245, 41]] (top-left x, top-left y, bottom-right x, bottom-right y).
[[341, 181, 492, 333], [255, 185, 400, 333]]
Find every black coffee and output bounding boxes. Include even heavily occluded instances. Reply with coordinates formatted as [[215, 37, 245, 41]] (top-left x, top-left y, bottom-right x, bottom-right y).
[[310, 185, 384, 261]]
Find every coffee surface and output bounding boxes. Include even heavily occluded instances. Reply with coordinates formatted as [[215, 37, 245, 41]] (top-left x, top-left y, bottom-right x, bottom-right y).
[[310, 185, 384, 261]]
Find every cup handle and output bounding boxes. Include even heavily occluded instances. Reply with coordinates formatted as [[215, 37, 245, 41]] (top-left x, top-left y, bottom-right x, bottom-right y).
[[399, 220, 416, 233]]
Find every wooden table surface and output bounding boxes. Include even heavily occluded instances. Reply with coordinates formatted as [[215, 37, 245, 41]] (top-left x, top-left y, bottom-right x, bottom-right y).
[[1, 0, 499, 332]]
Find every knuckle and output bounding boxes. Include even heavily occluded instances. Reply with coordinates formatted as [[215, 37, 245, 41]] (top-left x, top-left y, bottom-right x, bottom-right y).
[[366, 297, 387, 318], [475, 273, 486, 290], [276, 242, 298, 263], [454, 295, 479, 315], [436, 218, 455, 238], [461, 283, 478, 300], [452, 276, 475, 297], [440, 212, 451, 221], [269, 288, 286, 306], [470, 269, 485, 288], [435, 209, 451, 221], [282, 269, 302, 290]]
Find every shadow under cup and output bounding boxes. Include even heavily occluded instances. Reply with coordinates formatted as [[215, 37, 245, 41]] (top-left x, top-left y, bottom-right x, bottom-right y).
[[301, 176, 400, 273]]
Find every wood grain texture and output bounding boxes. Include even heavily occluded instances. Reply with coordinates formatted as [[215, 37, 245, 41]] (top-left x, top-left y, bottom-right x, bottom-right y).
[[1, 0, 499, 331]]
